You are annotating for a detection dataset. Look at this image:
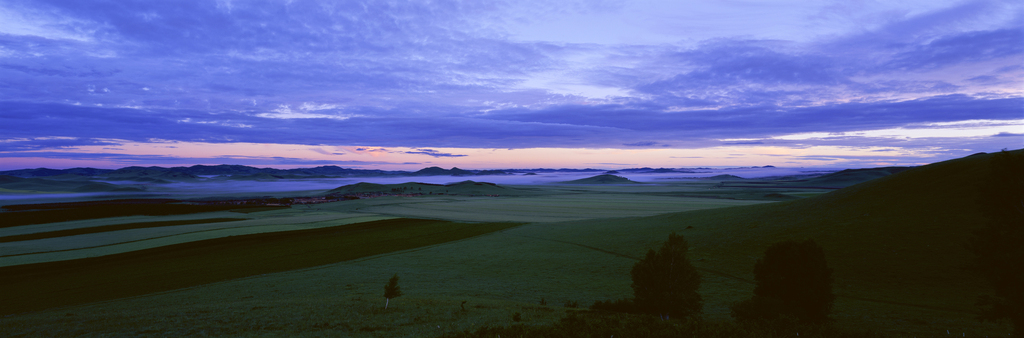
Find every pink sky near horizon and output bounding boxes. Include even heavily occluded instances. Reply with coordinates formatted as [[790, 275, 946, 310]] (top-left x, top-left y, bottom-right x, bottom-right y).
[[0, 141, 955, 171]]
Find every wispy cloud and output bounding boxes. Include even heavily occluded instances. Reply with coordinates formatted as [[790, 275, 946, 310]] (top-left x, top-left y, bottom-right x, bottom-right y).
[[0, 0, 1020, 168], [403, 149, 468, 158]]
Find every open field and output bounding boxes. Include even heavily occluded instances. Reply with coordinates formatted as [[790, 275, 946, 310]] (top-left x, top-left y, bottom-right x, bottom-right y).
[[0, 218, 246, 242], [0, 200, 285, 227], [0, 214, 397, 266], [0, 218, 521, 315], [352, 194, 766, 222], [0, 152, 1018, 337]]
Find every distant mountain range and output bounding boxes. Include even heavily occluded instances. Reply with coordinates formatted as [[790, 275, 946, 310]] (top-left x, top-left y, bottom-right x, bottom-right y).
[[0, 164, 779, 181]]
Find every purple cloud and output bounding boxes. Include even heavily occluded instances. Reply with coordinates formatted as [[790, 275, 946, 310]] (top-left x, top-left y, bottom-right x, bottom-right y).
[[0, 0, 1020, 168], [403, 149, 469, 158]]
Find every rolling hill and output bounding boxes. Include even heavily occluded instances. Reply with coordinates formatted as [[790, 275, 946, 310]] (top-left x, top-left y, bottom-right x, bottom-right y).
[[704, 174, 746, 180], [591, 150, 1020, 322], [328, 180, 523, 196], [783, 166, 912, 188], [561, 174, 640, 184], [0, 175, 144, 193]]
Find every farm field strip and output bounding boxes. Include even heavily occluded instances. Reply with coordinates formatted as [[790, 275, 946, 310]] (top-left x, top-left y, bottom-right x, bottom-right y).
[[0, 215, 396, 266], [0, 211, 380, 255], [0, 210, 254, 237], [1, 211, 381, 255], [0, 217, 247, 242]]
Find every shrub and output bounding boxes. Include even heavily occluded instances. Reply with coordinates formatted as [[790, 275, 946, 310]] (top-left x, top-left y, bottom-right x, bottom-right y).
[[630, 232, 702, 320], [732, 239, 834, 324], [383, 274, 402, 309]]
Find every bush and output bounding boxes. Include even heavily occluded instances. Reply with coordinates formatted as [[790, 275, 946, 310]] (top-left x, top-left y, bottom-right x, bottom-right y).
[[630, 232, 702, 320], [383, 274, 402, 309], [732, 239, 834, 324]]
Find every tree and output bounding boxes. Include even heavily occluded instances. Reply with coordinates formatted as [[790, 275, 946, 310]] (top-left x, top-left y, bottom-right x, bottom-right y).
[[630, 232, 702, 320], [732, 239, 834, 324], [968, 149, 1024, 334], [383, 273, 402, 309]]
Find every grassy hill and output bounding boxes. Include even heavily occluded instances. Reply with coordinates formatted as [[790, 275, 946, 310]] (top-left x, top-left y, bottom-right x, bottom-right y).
[[561, 174, 640, 184], [328, 180, 526, 196], [784, 166, 912, 188], [561, 149, 1019, 332], [0, 175, 144, 193]]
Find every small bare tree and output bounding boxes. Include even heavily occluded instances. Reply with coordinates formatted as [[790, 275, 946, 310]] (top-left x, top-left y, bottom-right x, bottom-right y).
[[383, 274, 402, 309]]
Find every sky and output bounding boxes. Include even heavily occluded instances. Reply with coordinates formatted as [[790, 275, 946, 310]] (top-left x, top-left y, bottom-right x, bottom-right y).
[[0, 0, 1021, 170]]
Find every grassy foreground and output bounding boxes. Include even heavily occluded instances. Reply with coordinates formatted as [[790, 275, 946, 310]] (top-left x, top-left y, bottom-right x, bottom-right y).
[[0, 218, 519, 316]]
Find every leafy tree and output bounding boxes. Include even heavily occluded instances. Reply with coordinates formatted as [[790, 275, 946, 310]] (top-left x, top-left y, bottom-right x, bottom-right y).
[[383, 273, 402, 309], [732, 239, 834, 324], [630, 232, 702, 320], [968, 149, 1024, 334]]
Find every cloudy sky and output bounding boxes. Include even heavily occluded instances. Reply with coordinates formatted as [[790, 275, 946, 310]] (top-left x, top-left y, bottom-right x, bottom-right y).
[[0, 0, 1021, 170]]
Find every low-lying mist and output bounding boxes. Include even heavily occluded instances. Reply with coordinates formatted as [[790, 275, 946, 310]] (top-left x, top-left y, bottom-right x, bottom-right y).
[[0, 167, 832, 206]]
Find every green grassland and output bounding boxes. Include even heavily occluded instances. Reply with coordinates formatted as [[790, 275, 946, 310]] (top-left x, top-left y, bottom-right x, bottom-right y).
[[0, 151, 1017, 337], [0, 218, 521, 316], [351, 194, 765, 223], [0, 214, 396, 266]]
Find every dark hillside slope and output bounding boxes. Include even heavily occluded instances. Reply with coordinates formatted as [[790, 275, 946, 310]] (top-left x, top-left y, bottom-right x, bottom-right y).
[[0, 176, 143, 193], [786, 166, 912, 188], [606, 150, 1021, 317]]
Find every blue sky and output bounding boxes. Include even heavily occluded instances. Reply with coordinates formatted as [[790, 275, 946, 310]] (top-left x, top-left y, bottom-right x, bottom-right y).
[[0, 0, 1021, 170]]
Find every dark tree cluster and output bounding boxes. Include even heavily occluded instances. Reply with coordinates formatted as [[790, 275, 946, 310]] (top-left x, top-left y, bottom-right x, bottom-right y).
[[591, 233, 836, 329], [591, 232, 703, 320], [630, 232, 703, 320], [732, 239, 835, 325]]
